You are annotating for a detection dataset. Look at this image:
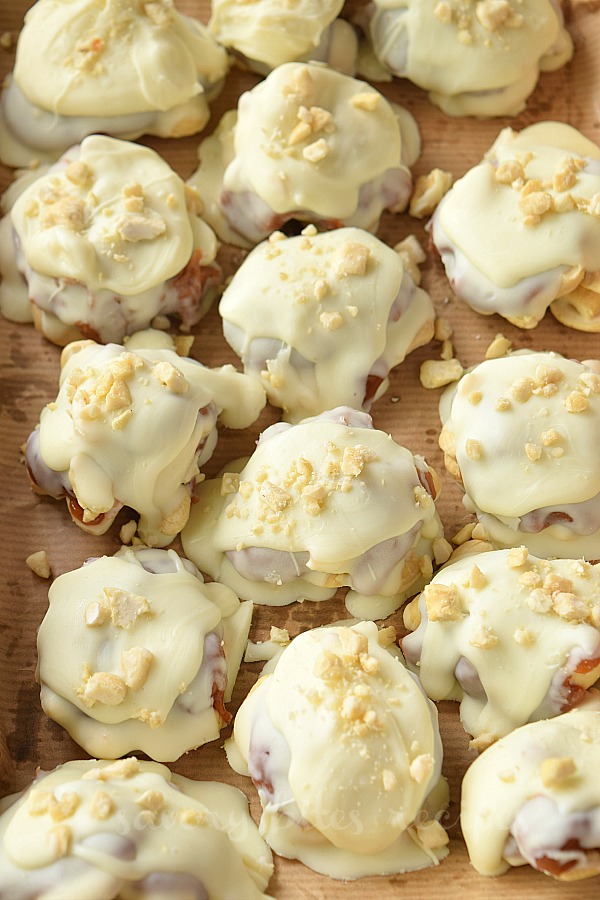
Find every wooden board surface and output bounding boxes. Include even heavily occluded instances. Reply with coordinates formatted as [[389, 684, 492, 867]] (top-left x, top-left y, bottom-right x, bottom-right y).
[[0, 1, 599, 896]]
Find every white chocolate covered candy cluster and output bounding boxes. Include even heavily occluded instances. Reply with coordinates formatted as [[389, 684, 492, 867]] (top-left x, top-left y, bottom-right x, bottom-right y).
[[208, 0, 358, 75], [365, 0, 572, 117], [0, 0, 229, 167], [403, 548, 600, 748], [25, 338, 265, 547], [219, 226, 434, 421], [226, 622, 449, 879], [182, 408, 446, 618], [439, 351, 600, 558], [461, 708, 600, 880], [188, 61, 420, 247], [37, 546, 253, 762], [0, 757, 274, 898], [0, 135, 220, 345], [431, 122, 600, 330]]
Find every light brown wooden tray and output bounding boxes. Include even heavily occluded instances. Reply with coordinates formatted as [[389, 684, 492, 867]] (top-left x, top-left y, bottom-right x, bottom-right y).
[[0, 1, 599, 896]]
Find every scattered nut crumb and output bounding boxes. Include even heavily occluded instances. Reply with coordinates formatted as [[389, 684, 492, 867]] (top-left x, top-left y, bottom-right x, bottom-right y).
[[26, 550, 51, 579]]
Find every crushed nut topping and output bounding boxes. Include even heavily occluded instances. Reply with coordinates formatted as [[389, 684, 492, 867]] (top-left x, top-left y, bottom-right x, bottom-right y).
[[331, 241, 370, 278], [89, 790, 114, 820], [25, 550, 51, 579], [221, 472, 241, 495], [540, 755, 576, 788], [409, 168, 453, 219], [302, 138, 330, 163], [103, 586, 152, 628], [409, 753, 434, 784], [121, 647, 154, 691], [424, 583, 464, 621], [420, 358, 464, 389], [485, 333, 512, 359], [152, 360, 188, 394], [319, 311, 344, 331], [80, 671, 128, 707], [351, 91, 380, 111], [47, 824, 71, 859], [469, 625, 498, 649], [507, 546, 529, 568], [513, 627, 536, 645]]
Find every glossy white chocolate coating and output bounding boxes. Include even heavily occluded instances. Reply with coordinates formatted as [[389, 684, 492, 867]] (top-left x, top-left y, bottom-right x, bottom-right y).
[[368, 0, 572, 116], [182, 408, 444, 617], [461, 708, 600, 877], [219, 227, 434, 421], [439, 351, 600, 558], [37, 547, 252, 761], [227, 621, 448, 878], [30, 338, 265, 546], [0, 757, 273, 898], [431, 123, 600, 328], [403, 548, 600, 742], [188, 62, 420, 247], [0, 136, 219, 342], [0, 0, 229, 166]]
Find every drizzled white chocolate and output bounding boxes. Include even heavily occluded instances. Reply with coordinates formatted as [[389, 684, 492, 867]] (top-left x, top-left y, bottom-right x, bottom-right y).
[[226, 622, 449, 879], [37, 547, 252, 761], [188, 61, 420, 247], [0, 136, 220, 343], [209, 0, 357, 73], [461, 709, 600, 879], [367, 0, 572, 117], [0, 0, 229, 166], [219, 227, 434, 421], [439, 351, 600, 558], [431, 123, 600, 330], [27, 338, 265, 546], [181, 408, 444, 618], [403, 549, 600, 744], [0, 758, 273, 898]]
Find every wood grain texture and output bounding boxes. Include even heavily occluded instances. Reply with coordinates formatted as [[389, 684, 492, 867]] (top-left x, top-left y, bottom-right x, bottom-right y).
[[0, 1, 599, 897]]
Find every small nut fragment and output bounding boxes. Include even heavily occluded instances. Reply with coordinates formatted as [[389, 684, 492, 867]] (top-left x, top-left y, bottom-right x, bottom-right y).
[[302, 139, 330, 163], [116, 213, 166, 242], [338, 628, 369, 658], [104, 587, 151, 628], [564, 391, 588, 413], [221, 472, 240, 495], [424, 582, 463, 621], [409, 169, 453, 219], [332, 241, 370, 278], [49, 792, 80, 822], [83, 672, 128, 706], [153, 361, 188, 394], [507, 546, 528, 568], [495, 159, 525, 185], [47, 824, 71, 859], [540, 756, 576, 788], [420, 358, 464, 389], [465, 439, 483, 461], [416, 819, 449, 850], [351, 91, 380, 111], [485, 333, 512, 359], [260, 481, 291, 512], [121, 647, 154, 691], [319, 311, 343, 331], [26, 550, 51, 579], [90, 790, 114, 820], [84, 600, 108, 627], [469, 625, 498, 649], [119, 520, 137, 544], [525, 442, 542, 462], [409, 753, 434, 784]]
